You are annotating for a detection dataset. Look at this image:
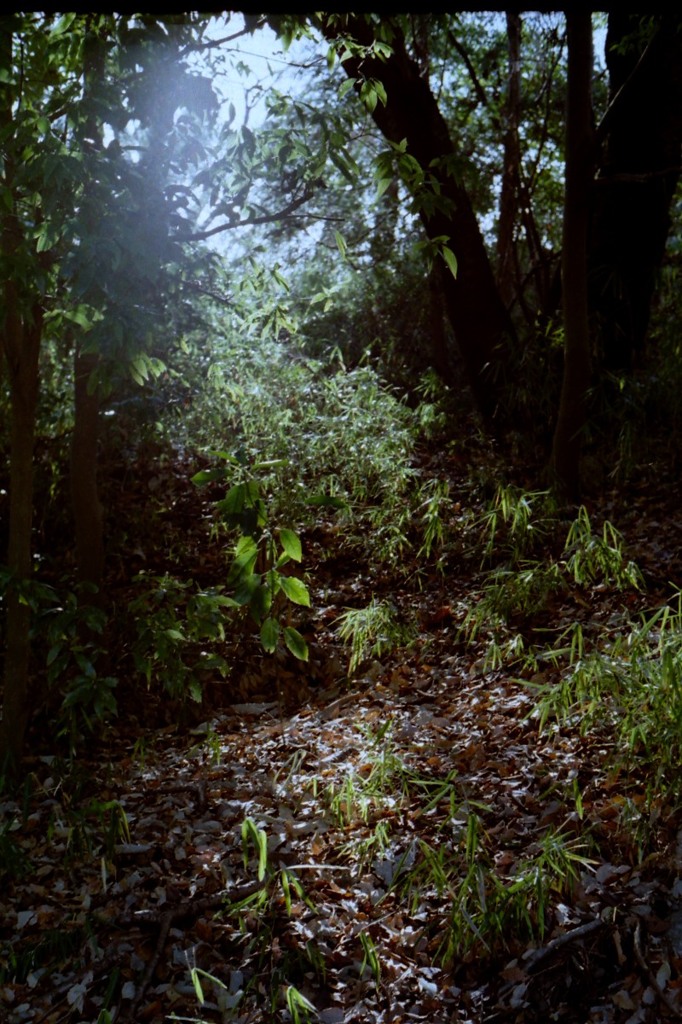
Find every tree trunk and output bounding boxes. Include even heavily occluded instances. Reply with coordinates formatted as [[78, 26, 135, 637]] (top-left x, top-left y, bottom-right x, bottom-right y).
[[496, 12, 522, 311], [320, 15, 515, 426], [70, 21, 106, 592], [551, 12, 593, 501], [0, 288, 42, 768], [0, 21, 43, 769], [589, 14, 682, 371], [71, 347, 104, 589]]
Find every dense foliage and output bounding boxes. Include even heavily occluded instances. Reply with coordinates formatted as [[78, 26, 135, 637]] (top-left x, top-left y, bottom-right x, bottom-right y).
[[1, 11, 682, 1023]]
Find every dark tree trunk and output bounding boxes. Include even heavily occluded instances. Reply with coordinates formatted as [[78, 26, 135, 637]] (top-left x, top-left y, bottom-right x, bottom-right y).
[[552, 12, 593, 501], [320, 15, 515, 426], [0, 20, 43, 769], [71, 347, 104, 589], [589, 13, 682, 372], [0, 287, 43, 768]]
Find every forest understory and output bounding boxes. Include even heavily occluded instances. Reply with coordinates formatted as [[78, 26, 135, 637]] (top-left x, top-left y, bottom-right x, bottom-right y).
[[4, 422, 682, 1024], [3, 10, 682, 1024]]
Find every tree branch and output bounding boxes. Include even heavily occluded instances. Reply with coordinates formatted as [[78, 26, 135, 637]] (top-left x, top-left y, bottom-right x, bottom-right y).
[[174, 190, 316, 242], [178, 25, 253, 59], [447, 24, 488, 108]]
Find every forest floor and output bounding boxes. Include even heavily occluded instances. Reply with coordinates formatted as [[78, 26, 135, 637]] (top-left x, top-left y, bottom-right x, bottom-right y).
[[3, 428, 682, 1024]]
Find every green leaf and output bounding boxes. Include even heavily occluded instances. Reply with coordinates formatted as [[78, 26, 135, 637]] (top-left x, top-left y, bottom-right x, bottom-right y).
[[280, 576, 310, 607], [373, 41, 394, 59], [228, 536, 259, 583], [372, 80, 387, 107], [305, 494, 348, 509], [442, 245, 458, 279], [284, 626, 309, 661], [209, 450, 242, 464], [339, 77, 356, 99], [47, 644, 62, 667], [329, 148, 358, 183], [232, 572, 261, 606], [191, 467, 226, 486], [334, 230, 347, 259], [375, 177, 394, 199], [67, 306, 96, 330], [279, 528, 302, 562], [281, 868, 293, 914], [241, 817, 268, 880], [190, 967, 205, 1006], [130, 356, 149, 385], [221, 482, 249, 515], [261, 616, 280, 653], [250, 583, 273, 620], [52, 12, 78, 35], [361, 82, 378, 113], [35, 222, 60, 253]]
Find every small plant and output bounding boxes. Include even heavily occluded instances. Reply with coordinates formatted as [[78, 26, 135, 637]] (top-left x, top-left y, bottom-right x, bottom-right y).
[[55, 797, 130, 864], [416, 477, 452, 563], [241, 816, 269, 882], [400, 839, 459, 907], [219, 817, 324, 1017], [442, 826, 592, 963], [321, 722, 412, 826], [193, 454, 310, 660], [129, 575, 231, 702], [336, 597, 414, 675], [0, 925, 90, 987], [285, 985, 317, 1024], [466, 562, 563, 633], [414, 368, 450, 438], [359, 930, 382, 987], [476, 485, 556, 565], [460, 561, 564, 673], [24, 581, 119, 750], [340, 819, 392, 871], [531, 594, 682, 844], [563, 505, 643, 590]]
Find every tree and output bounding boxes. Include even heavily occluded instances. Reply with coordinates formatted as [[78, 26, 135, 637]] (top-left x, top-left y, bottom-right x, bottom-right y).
[[0, 15, 75, 766], [0, 12, 219, 767], [316, 13, 516, 425], [589, 13, 682, 372], [496, 13, 523, 312], [551, 12, 594, 499], [70, 19, 107, 592]]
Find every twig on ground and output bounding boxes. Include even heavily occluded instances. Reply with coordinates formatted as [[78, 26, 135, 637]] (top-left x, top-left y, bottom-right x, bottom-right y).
[[633, 919, 682, 1019], [525, 917, 605, 974]]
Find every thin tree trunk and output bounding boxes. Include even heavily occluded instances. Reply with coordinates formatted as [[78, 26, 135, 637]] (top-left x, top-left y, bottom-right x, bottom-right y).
[[71, 347, 104, 588], [70, 20, 105, 592], [551, 12, 593, 501], [496, 12, 522, 311]]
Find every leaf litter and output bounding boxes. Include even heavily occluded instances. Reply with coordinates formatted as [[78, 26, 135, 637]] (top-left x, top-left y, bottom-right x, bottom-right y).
[[3, 447, 682, 1023]]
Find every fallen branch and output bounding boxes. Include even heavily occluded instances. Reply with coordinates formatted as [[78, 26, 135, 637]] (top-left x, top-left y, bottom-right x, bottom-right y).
[[633, 919, 682, 1019], [525, 918, 605, 974], [117, 881, 264, 1020]]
